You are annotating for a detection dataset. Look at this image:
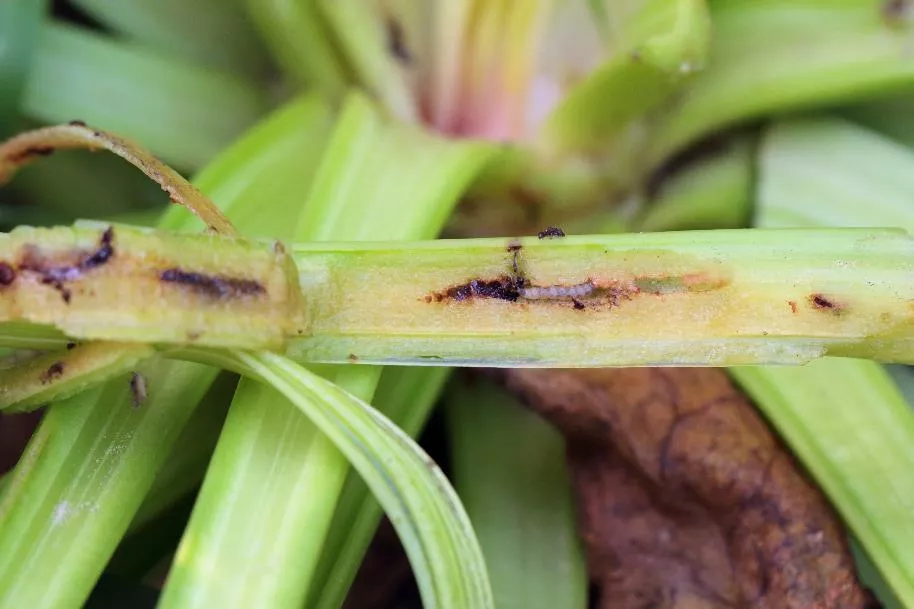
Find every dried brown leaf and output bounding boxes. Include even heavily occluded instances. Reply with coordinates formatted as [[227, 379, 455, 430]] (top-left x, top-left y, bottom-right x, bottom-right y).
[[492, 368, 875, 609]]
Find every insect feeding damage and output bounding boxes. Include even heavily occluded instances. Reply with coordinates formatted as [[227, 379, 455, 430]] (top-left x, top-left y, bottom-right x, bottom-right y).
[[427, 241, 638, 310], [537, 226, 565, 239], [40, 361, 64, 384], [425, 237, 738, 313], [159, 268, 266, 300], [8, 146, 54, 164], [809, 293, 844, 315], [0, 262, 15, 286], [9, 226, 115, 303]]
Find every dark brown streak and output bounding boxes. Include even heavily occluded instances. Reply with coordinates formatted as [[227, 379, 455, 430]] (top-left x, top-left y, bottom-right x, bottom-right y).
[[81, 226, 114, 269], [17, 227, 115, 304], [430, 276, 522, 303], [9, 147, 54, 164], [537, 226, 566, 239], [386, 17, 412, 64], [40, 361, 64, 384], [159, 268, 265, 299], [809, 293, 843, 315], [0, 262, 16, 286]]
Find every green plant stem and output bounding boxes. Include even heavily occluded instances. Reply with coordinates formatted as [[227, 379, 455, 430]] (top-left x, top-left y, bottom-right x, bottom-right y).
[[3, 225, 914, 368]]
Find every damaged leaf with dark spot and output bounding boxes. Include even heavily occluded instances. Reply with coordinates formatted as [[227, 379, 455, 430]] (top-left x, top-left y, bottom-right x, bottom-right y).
[[493, 367, 875, 609]]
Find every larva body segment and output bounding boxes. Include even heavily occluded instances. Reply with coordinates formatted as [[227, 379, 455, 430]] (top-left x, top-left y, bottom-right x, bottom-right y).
[[519, 280, 595, 300]]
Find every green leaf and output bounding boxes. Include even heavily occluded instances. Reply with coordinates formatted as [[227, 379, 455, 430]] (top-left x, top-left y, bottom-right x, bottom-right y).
[[317, 0, 418, 121], [446, 377, 587, 609], [0, 0, 48, 137], [841, 87, 914, 150], [0, 358, 217, 608], [244, 0, 351, 96], [755, 115, 914, 230], [635, 133, 754, 231], [22, 21, 268, 169], [69, 0, 269, 76], [543, 0, 710, 154], [228, 350, 494, 609], [645, 0, 914, 166], [308, 366, 451, 609], [126, 372, 235, 533]]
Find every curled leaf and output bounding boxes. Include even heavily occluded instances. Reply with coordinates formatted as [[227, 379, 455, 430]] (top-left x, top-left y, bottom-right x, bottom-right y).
[[0, 123, 237, 235]]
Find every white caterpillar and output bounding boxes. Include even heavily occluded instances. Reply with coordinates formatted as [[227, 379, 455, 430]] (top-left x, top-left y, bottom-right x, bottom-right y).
[[519, 280, 595, 300]]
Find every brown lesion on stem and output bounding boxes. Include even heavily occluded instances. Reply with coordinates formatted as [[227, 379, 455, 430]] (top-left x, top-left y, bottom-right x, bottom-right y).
[[15, 226, 115, 304], [158, 268, 266, 300], [426, 275, 523, 303], [0, 262, 16, 287], [425, 275, 644, 309], [424, 243, 730, 310], [7, 147, 54, 163], [808, 293, 844, 315], [40, 361, 64, 384]]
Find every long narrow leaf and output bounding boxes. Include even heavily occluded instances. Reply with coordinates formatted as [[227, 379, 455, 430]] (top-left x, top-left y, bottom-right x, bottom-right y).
[[446, 377, 587, 609], [308, 366, 451, 609], [228, 350, 494, 609]]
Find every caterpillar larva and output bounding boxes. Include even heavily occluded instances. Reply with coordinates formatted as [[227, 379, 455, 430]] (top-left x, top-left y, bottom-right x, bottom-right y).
[[519, 280, 595, 300]]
